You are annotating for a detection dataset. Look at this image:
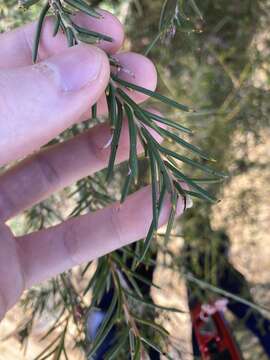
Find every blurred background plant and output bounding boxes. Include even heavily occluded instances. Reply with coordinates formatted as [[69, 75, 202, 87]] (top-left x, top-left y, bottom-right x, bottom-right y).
[[1, 0, 270, 359]]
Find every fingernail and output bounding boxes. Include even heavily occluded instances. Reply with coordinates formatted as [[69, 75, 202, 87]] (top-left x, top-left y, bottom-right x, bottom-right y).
[[45, 46, 104, 92], [186, 196, 193, 209]]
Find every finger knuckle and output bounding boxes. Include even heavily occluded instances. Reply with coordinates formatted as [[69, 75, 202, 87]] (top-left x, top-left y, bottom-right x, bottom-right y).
[[35, 153, 60, 188], [108, 203, 124, 245], [62, 221, 80, 266]]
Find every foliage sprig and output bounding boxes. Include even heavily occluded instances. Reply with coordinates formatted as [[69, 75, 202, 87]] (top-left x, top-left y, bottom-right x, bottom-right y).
[[16, 0, 229, 358], [28, 0, 226, 258]]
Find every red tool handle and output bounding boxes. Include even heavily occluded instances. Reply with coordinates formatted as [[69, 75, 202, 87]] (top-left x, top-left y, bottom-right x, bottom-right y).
[[191, 303, 242, 360]]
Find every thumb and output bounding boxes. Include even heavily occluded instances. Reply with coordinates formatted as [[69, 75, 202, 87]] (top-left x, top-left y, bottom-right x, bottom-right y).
[[0, 45, 110, 166]]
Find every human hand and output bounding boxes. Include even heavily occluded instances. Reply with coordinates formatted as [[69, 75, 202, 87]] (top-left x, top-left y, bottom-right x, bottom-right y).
[[0, 10, 187, 320]]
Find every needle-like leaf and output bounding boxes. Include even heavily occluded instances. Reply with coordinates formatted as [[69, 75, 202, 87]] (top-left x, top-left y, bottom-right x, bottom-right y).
[[19, 0, 40, 9], [133, 337, 141, 360], [124, 289, 184, 313], [107, 99, 123, 181], [164, 191, 178, 243], [149, 149, 158, 230], [166, 161, 217, 203], [160, 146, 227, 178], [121, 173, 132, 203], [107, 83, 118, 128], [52, 15, 61, 37], [32, 1, 50, 63], [112, 75, 192, 112], [74, 24, 113, 42], [91, 103, 97, 119], [64, 0, 101, 18], [189, 0, 204, 20], [143, 109, 192, 134], [133, 316, 170, 337], [138, 182, 166, 263], [124, 104, 139, 182]]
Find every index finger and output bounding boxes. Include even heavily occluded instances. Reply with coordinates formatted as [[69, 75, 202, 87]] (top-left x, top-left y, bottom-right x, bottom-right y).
[[0, 9, 124, 69]]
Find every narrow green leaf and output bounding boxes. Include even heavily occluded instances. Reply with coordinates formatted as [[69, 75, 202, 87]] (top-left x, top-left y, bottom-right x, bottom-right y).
[[133, 316, 170, 337], [65, 27, 75, 47], [39, 309, 65, 341], [165, 191, 178, 243], [166, 161, 217, 203], [76, 32, 98, 44], [64, 0, 101, 18], [129, 330, 135, 356], [189, 0, 203, 20], [52, 15, 61, 37], [106, 99, 123, 181], [189, 177, 223, 184], [74, 24, 113, 42], [33, 333, 62, 360], [103, 333, 128, 360], [123, 289, 184, 313], [111, 254, 144, 296], [160, 146, 227, 178], [133, 337, 141, 360], [38, 348, 59, 360], [63, 348, 69, 360], [52, 323, 68, 360], [143, 109, 192, 134], [116, 87, 147, 121], [93, 268, 110, 306], [88, 314, 117, 358], [124, 104, 138, 181], [89, 294, 117, 350], [19, 0, 40, 9], [159, 0, 172, 30], [32, 1, 50, 63], [107, 83, 118, 127], [159, 127, 213, 161], [112, 75, 192, 112], [121, 173, 132, 203], [83, 260, 103, 296], [184, 190, 212, 201], [138, 220, 156, 265], [138, 183, 166, 263], [184, 272, 270, 315], [149, 150, 158, 230], [91, 103, 97, 119], [121, 246, 158, 267], [141, 127, 173, 193], [144, 30, 163, 56], [139, 112, 211, 160], [140, 338, 164, 357], [128, 271, 161, 290], [131, 239, 144, 271], [125, 272, 143, 298], [82, 261, 92, 276], [117, 90, 168, 179]]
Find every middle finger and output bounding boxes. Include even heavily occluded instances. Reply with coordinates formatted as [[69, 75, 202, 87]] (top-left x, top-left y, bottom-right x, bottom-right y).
[[0, 112, 163, 222]]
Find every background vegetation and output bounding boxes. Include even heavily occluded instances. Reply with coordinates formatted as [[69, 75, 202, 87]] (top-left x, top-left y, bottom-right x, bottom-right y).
[[1, 0, 270, 359]]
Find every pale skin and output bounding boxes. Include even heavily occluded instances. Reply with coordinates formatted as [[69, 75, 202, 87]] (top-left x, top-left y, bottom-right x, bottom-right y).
[[0, 10, 186, 321]]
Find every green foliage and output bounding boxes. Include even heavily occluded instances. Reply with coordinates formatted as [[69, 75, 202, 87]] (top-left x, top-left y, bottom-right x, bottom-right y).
[[29, 0, 226, 273]]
